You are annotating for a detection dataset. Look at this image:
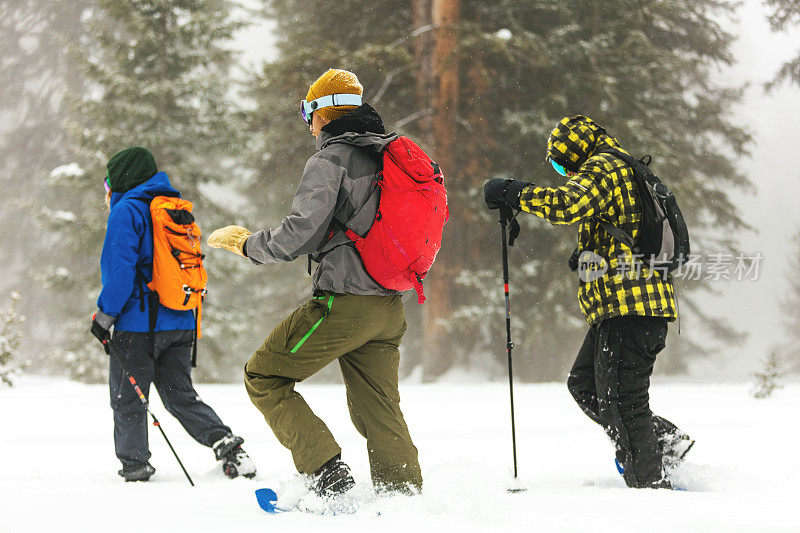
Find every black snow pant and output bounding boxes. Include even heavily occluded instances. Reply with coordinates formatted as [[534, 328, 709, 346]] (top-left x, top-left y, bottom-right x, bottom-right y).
[[567, 315, 679, 488], [109, 330, 231, 466]]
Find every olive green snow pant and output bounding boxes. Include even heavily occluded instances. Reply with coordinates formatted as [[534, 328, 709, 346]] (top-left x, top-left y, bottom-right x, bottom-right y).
[[244, 291, 422, 491]]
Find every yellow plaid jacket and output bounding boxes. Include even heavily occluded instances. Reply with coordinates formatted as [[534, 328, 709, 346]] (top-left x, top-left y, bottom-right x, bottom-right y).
[[520, 115, 676, 325]]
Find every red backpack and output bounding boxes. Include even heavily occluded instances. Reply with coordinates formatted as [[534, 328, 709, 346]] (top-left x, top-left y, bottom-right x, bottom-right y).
[[343, 136, 448, 303]]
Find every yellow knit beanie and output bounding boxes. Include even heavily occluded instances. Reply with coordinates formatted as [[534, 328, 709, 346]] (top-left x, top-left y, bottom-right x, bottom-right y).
[[305, 69, 363, 122]]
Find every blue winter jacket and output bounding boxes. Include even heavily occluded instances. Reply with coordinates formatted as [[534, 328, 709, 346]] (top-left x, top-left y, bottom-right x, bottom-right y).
[[97, 172, 195, 332]]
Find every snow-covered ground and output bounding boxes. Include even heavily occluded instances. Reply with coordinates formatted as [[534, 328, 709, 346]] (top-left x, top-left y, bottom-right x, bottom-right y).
[[2, 376, 798, 532]]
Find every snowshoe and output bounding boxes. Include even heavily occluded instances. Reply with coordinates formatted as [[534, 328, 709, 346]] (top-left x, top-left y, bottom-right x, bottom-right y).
[[222, 446, 257, 479], [213, 434, 256, 479], [653, 417, 694, 469], [118, 462, 155, 482], [660, 431, 695, 470], [312, 454, 355, 497]]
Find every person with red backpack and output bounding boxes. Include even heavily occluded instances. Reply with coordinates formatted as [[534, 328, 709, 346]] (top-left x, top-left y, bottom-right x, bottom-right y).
[[90, 146, 256, 482], [208, 69, 445, 496]]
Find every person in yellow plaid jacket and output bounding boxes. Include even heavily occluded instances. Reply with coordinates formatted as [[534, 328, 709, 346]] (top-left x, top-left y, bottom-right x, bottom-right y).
[[484, 115, 692, 489]]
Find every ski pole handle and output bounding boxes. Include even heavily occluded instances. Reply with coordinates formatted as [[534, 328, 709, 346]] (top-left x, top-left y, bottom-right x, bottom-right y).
[[91, 312, 112, 354]]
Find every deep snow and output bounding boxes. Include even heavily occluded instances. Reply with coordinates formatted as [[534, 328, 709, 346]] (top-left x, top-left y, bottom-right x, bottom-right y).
[[1, 376, 798, 532]]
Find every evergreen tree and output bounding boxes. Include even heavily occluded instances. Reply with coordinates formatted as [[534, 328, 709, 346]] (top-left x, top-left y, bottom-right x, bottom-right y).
[[765, 0, 800, 89], [781, 230, 800, 371], [768, 1, 800, 372], [0, 0, 88, 362], [0, 292, 26, 387], [751, 350, 785, 399], [45, 0, 254, 382], [246, 0, 751, 381]]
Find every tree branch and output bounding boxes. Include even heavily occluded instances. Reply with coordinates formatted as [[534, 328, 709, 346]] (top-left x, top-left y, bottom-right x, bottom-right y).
[[395, 107, 434, 129], [371, 67, 404, 104], [389, 23, 437, 49]]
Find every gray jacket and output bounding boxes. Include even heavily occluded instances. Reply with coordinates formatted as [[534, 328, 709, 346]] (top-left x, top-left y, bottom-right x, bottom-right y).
[[245, 106, 398, 296]]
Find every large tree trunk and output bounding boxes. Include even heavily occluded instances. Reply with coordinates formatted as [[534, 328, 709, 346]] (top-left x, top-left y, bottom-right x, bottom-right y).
[[412, 0, 434, 145], [422, 0, 460, 380]]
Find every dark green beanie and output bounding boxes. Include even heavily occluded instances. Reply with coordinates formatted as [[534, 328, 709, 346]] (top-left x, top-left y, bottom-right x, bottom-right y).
[[106, 146, 158, 193]]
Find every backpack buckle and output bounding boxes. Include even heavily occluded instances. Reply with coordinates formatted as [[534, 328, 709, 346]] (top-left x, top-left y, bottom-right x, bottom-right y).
[[183, 284, 206, 297], [181, 285, 192, 306]]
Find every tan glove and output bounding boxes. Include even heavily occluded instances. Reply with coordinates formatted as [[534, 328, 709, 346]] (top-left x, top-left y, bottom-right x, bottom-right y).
[[207, 225, 252, 257]]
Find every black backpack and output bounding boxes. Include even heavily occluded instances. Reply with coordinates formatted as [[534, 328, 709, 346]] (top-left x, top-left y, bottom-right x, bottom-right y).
[[596, 149, 690, 272]]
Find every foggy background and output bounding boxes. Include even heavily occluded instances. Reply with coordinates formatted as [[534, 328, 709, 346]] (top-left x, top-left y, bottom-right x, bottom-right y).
[[697, 0, 800, 378], [1, 0, 798, 384]]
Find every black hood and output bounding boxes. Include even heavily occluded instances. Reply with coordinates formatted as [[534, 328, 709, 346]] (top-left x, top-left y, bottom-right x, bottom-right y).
[[322, 103, 385, 136]]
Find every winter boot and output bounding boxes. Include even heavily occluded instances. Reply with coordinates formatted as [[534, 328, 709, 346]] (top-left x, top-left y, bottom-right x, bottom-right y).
[[615, 458, 673, 490], [118, 462, 156, 482], [213, 434, 256, 479], [213, 434, 244, 459], [312, 454, 355, 497]]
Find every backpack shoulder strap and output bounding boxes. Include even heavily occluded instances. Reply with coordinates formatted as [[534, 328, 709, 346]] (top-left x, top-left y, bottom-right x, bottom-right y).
[[592, 148, 639, 251], [597, 218, 636, 250], [328, 145, 384, 241], [306, 147, 383, 273], [596, 147, 638, 168], [130, 196, 155, 210], [118, 197, 153, 309], [125, 196, 159, 356]]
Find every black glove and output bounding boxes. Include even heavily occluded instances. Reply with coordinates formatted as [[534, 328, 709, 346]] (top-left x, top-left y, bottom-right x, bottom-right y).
[[91, 311, 115, 354], [568, 247, 581, 272], [483, 178, 531, 211]]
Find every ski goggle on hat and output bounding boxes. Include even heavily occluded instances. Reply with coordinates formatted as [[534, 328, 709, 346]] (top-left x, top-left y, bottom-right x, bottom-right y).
[[300, 93, 362, 125], [103, 175, 111, 193]]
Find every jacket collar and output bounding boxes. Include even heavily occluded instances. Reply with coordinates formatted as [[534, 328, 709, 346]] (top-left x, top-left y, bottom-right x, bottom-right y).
[[322, 103, 386, 136], [109, 171, 179, 209], [315, 104, 395, 153], [316, 130, 398, 153]]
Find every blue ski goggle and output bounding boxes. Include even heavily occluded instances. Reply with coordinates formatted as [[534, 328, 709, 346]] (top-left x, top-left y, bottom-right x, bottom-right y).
[[300, 93, 363, 125], [549, 158, 574, 177]]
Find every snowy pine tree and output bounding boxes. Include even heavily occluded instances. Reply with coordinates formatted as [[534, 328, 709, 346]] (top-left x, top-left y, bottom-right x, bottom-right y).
[[0, 1, 88, 364], [751, 350, 785, 399], [0, 292, 26, 387], [44, 0, 257, 382], [765, 0, 800, 89], [781, 230, 800, 372], [768, 2, 800, 373]]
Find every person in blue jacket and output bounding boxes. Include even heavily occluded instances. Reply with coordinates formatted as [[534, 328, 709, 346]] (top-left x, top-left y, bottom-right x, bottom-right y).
[[90, 146, 256, 482]]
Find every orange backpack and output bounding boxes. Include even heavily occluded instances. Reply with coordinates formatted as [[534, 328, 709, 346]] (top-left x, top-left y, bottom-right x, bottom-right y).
[[147, 196, 207, 354]]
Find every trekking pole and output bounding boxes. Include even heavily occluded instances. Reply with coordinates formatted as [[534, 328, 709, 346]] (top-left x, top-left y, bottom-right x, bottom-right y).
[[95, 323, 195, 486], [499, 209, 526, 493]]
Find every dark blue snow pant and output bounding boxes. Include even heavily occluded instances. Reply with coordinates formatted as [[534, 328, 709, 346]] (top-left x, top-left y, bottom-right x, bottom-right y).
[[109, 330, 230, 466], [567, 315, 677, 488]]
